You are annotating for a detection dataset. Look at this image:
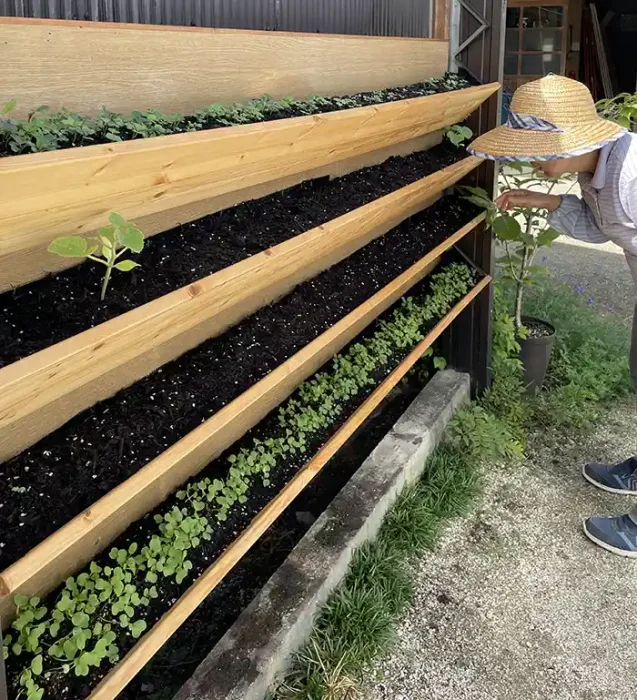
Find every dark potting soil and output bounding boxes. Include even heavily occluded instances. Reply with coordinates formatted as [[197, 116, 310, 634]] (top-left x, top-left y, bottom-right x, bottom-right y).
[[118, 369, 430, 700], [6, 263, 459, 698], [522, 319, 555, 339], [0, 142, 464, 368], [0, 199, 479, 572]]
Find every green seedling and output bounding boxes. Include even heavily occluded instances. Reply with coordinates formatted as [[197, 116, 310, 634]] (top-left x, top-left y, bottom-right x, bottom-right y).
[[48, 213, 144, 301], [444, 123, 473, 147]]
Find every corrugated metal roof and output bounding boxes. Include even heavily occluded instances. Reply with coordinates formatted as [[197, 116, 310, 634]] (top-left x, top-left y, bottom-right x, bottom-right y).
[[0, 0, 432, 36]]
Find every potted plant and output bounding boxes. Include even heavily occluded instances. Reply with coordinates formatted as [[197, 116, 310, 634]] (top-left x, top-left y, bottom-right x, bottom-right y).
[[464, 164, 569, 392]]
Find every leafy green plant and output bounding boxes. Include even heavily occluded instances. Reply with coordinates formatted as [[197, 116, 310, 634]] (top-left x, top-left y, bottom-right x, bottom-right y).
[[463, 164, 568, 332], [597, 92, 637, 130], [0, 74, 470, 157], [444, 123, 473, 147], [48, 213, 144, 300]]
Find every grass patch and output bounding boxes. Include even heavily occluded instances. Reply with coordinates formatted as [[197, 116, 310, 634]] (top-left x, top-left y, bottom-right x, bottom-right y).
[[274, 276, 633, 699], [276, 447, 482, 700], [524, 279, 633, 430]]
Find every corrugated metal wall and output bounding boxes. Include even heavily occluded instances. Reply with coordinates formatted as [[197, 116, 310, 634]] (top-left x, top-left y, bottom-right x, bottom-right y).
[[0, 0, 432, 37]]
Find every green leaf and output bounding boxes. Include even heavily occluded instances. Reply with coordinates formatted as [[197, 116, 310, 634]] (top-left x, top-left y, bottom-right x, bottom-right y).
[[71, 612, 90, 628], [74, 657, 90, 676], [14, 594, 30, 608], [48, 236, 89, 258], [109, 212, 127, 227], [433, 356, 448, 370], [31, 655, 43, 676], [492, 215, 521, 241], [119, 226, 144, 253], [463, 194, 494, 211], [535, 227, 560, 247], [63, 639, 77, 660], [114, 259, 140, 272], [2, 100, 16, 115], [130, 620, 147, 639]]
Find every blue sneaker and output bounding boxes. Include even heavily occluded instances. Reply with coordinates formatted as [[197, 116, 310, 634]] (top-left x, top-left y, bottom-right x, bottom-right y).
[[583, 514, 637, 558], [582, 457, 637, 495]]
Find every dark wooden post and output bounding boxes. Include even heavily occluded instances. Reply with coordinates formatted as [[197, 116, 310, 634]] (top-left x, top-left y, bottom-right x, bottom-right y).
[[447, 0, 505, 396]]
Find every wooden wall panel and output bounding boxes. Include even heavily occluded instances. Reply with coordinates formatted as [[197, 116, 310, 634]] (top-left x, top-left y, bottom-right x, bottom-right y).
[[0, 18, 448, 118]]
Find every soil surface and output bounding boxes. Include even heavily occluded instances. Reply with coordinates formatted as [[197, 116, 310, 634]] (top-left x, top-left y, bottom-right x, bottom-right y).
[[4, 263, 469, 699], [0, 199, 479, 572], [522, 318, 555, 339], [0, 143, 463, 368]]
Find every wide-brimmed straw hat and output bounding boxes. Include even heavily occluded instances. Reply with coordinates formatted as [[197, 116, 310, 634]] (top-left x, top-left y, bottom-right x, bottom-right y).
[[468, 74, 626, 161]]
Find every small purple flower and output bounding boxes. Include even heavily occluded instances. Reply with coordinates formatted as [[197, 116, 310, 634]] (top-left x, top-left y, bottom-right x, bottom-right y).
[[542, 256, 548, 262], [588, 297, 594, 304], [575, 286, 584, 293]]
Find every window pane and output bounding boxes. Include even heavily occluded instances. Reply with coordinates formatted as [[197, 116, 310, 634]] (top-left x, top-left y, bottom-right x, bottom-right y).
[[523, 7, 540, 28], [541, 6, 564, 27], [523, 28, 563, 51], [521, 53, 562, 75], [504, 53, 519, 75], [506, 29, 519, 51], [506, 7, 520, 28]]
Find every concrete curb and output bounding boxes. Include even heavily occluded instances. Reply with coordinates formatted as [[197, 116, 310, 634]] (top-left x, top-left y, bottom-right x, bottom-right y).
[[174, 369, 471, 700]]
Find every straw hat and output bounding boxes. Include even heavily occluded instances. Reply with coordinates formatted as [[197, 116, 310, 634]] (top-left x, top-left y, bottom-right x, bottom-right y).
[[468, 74, 625, 161]]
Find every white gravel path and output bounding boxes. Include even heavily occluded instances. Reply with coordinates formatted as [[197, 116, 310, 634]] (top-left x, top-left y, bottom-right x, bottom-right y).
[[362, 403, 637, 700]]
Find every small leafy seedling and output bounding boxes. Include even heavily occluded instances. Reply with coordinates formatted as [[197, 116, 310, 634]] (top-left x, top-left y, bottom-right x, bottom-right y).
[[48, 213, 144, 300], [444, 124, 473, 147]]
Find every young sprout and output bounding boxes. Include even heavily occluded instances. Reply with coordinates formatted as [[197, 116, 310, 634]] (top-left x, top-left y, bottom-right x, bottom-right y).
[[48, 213, 144, 300], [444, 123, 473, 147]]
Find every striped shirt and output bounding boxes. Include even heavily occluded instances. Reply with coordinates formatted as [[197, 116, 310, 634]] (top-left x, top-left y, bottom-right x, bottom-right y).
[[548, 132, 637, 286]]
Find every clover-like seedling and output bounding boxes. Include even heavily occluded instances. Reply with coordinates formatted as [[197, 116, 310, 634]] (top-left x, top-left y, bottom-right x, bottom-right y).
[[48, 212, 144, 301]]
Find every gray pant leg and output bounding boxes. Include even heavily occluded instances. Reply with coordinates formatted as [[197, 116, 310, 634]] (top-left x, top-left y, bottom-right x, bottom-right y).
[[631, 303, 637, 392], [629, 305, 637, 518]]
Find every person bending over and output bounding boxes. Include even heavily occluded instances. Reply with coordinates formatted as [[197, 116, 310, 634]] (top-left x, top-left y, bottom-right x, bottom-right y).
[[469, 74, 637, 557]]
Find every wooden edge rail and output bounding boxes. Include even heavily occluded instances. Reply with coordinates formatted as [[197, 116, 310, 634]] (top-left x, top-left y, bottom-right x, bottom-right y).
[[0, 213, 486, 626], [0, 156, 482, 463], [1, 18, 448, 119], [88, 273, 493, 699], [0, 82, 500, 291]]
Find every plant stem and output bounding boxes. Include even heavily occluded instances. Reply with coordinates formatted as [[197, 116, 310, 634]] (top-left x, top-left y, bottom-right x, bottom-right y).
[[515, 243, 530, 333], [101, 262, 113, 301]]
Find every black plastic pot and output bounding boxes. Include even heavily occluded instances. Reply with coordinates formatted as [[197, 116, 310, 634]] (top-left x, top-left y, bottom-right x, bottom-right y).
[[519, 316, 556, 393]]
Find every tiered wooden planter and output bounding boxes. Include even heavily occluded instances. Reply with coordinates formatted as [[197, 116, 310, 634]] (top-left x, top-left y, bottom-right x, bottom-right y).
[[0, 17, 498, 700]]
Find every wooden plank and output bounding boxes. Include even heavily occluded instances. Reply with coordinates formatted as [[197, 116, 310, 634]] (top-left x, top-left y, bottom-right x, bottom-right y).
[[0, 129, 443, 288], [433, 0, 451, 41], [88, 274, 492, 700], [0, 214, 486, 627], [0, 18, 448, 119], [0, 156, 482, 464], [0, 82, 500, 291]]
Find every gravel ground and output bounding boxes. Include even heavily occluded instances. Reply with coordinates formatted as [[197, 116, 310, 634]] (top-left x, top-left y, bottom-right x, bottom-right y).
[[543, 237, 635, 327], [362, 403, 637, 700]]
